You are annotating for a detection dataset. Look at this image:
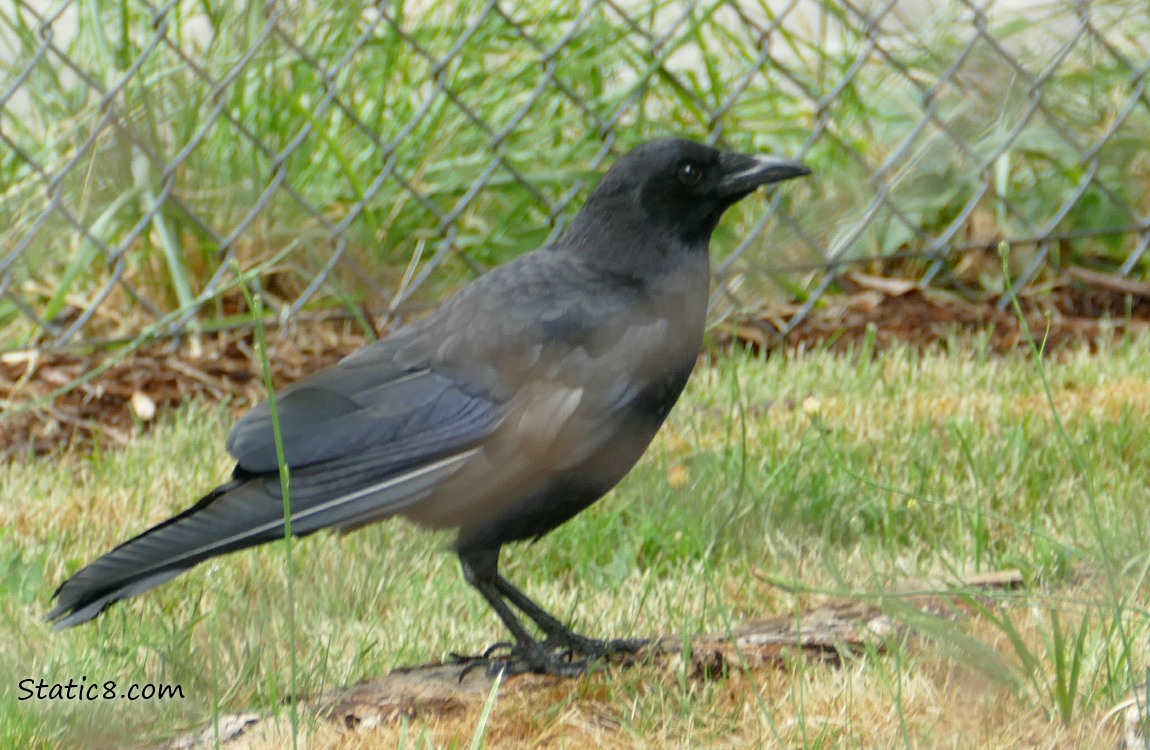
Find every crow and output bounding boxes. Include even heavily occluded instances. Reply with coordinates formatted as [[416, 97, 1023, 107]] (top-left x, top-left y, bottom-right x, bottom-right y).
[[47, 138, 809, 675]]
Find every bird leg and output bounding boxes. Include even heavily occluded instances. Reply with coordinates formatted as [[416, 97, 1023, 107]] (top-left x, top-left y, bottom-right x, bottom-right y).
[[493, 574, 645, 660], [457, 548, 640, 677], [458, 548, 583, 677]]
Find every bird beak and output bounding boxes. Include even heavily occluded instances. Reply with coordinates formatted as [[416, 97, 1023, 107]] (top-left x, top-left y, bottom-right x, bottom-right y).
[[717, 152, 811, 198]]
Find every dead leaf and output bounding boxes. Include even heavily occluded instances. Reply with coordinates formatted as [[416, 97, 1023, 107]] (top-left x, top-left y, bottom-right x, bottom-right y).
[[846, 272, 918, 296]]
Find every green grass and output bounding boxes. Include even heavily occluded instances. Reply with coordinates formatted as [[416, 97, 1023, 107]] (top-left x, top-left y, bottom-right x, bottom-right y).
[[2, 0, 1149, 348], [4, 337, 1150, 747]]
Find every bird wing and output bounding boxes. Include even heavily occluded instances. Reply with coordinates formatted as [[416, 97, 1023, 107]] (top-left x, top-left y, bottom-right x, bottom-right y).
[[226, 361, 499, 473], [46, 362, 503, 628]]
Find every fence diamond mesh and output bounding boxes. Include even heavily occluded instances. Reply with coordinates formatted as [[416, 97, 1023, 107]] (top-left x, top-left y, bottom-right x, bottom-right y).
[[1, 0, 1148, 354]]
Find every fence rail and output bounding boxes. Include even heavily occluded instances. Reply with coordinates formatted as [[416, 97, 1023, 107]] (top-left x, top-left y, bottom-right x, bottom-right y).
[[2, 0, 1148, 353]]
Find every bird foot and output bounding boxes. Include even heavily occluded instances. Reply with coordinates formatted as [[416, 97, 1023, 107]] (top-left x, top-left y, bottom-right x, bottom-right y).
[[456, 640, 593, 680], [454, 633, 648, 681], [541, 633, 647, 662]]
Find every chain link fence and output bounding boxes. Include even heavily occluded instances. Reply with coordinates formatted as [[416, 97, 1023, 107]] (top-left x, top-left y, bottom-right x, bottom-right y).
[[2, 0, 1149, 354]]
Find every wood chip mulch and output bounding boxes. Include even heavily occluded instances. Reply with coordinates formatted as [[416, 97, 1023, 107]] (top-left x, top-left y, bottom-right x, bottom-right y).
[[5, 271, 1150, 459]]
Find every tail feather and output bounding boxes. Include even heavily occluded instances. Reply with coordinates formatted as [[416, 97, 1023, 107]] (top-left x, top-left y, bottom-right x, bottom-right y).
[[46, 448, 478, 628]]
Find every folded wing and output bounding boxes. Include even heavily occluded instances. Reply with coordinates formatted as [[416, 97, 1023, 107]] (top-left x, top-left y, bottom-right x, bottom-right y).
[[46, 365, 502, 628]]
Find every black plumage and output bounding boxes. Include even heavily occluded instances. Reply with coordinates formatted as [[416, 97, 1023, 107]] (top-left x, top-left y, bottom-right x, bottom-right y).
[[47, 138, 809, 675]]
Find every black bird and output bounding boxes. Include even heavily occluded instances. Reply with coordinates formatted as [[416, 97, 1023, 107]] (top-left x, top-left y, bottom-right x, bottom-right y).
[[47, 138, 809, 675]]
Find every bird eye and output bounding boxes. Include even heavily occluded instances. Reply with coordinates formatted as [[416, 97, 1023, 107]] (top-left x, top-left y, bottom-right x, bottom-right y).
[[677, 162, 703, 186]]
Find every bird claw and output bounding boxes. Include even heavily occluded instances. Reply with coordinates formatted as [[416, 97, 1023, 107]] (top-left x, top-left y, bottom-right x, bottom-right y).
[[448, 641, 512, 663], [456, 656, 495, 682], [482, 641, 515, 659]]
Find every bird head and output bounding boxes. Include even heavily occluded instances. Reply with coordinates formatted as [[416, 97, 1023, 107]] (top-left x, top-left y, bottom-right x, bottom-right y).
[[567, 138, 810, 265]]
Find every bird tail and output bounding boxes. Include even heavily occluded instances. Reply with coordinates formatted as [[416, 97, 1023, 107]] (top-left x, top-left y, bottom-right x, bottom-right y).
[[44, 479, 284, 629], [46, 448, 479, 628]]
